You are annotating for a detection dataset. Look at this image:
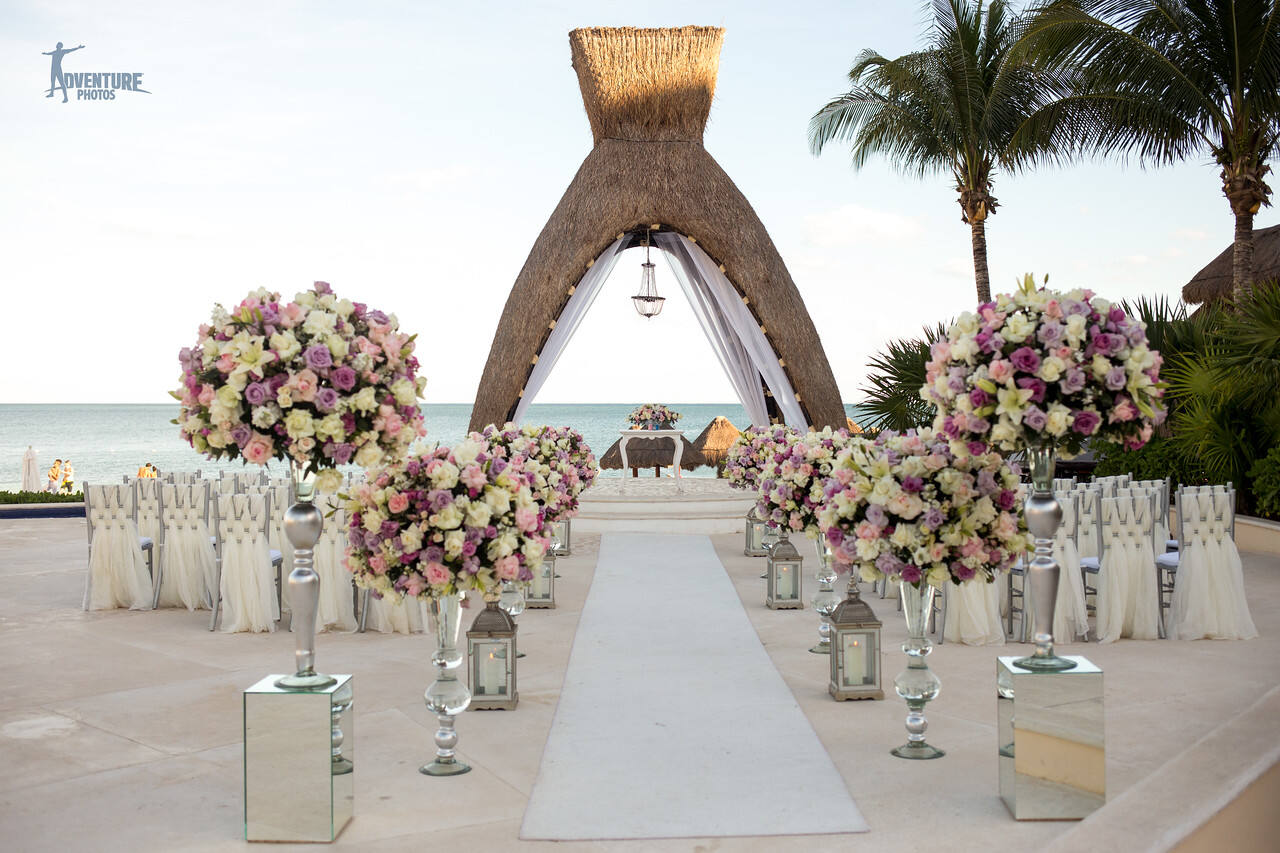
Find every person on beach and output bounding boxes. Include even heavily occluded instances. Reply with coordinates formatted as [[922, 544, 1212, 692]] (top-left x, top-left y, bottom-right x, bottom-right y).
[[58, 460, 75, 494], [47, 460, 63, 493]]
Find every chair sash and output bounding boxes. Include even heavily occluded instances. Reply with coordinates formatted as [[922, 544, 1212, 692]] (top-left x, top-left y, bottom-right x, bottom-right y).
[[85, 485, 152, 611], [1096, 495, 1160, 643], [942, 579, 1004, 646], [1048, 493, 1089, 643], [315, 498, 357, 632], [1170, 489, 1257, 640], [157, 483, 217, 610], [216, 493, 277, 633]]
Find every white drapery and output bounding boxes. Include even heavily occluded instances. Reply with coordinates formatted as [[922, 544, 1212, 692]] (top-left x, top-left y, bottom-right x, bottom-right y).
[[21, 447, 40, 492], [512, 232, 807, 429]]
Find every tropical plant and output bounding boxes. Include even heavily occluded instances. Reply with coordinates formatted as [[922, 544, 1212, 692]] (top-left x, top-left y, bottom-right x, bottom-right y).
[[1018, 0, 1280, 300], [859, 322, 949, 432], [810, 0, 1073, 302], [1162, 283, 1280, 510], [1248, 446, 1280, 520]]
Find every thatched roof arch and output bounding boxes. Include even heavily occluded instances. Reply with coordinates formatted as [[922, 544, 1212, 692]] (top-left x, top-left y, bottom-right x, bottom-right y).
[[468, 26, 845, 432], [1183, 223, 1280, 304]]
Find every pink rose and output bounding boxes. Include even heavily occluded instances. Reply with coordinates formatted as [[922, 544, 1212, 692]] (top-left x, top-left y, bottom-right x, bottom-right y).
[[368, 553, 387, 574], [216, 353, 235, 373], [280, 303, 305, 328], [290, 369, 319, 402], [197, 385, 215, 407], [1108, 397, 1138, 423], [495, 555, 520, 581], [988, 359, 1013, 384], [387, 492, 410, 514], [405, 574, 426, 597], [424, 562, 450, 585], [460, 465, 486, 491], [243, 433, 274, 464], [515, 507, 538, 532]]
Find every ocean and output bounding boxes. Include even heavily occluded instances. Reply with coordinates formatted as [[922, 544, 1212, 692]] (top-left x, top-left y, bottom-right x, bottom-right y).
[[0, 403, 871, 492]]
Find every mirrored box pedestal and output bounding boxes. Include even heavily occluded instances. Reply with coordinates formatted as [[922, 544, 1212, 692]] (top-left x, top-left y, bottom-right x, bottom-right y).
[[997, 656, 1104, 820], [244, 674, 354, 842]]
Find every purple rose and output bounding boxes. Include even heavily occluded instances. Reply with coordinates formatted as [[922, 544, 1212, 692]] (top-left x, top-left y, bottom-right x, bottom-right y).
[[967, 416, 991, 434], [997, 489, 1017, 511], [923, 507, 945, 530], [1108, 306, 1126, 324], [1104, 366, 1127, 391], [1072, 409, 1102, 435], [423, 545, 445, 564], [876, 553, 901, 573], [314, 387, 340, 412], [1022, 405, 1048, 431], [313, 280, 332, 295], [347, 527, 364, 549], [1126, 324, 1146, 346], [1017, 377, 1046, 403], [268, 373, 290, 392], [1060, 368, 1086, 395], [825, 526, 844, 545], [367, 310, 389, 325], [900, 565, 923, 584], [1062, 298, 1089, 316], [952, 563, 976, 582], [968, 440, 988, 456], [1037, 322, 1065, 346], [969, 388, 991, 408], [230, 423, 252, 447], [977, 469, 998, 495], [331, 443, 354, 465], [304, 345, 332, 371], [866, 504, 888, 528], [259, 303, 279, 325], [1009, 346, 1041, 374], [244, 382, 269, 406], [902, 476, 924, 494], [331, 366, 357, 391]]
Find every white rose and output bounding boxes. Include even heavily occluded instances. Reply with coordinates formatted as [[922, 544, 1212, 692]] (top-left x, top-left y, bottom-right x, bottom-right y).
[[484, 485, 511, 514], [452, 439, 484, 468], [270, 331, 301, 361], [430, 461, 460, 490], [314, 468, 343, 494], [434, 502, 463, 530], [1046, 404, 1071, 437], [391, 378, 417, 407], [465, 501, 492, 528], [1065, 314, 1088, 344], [302, 310, 337, 338], [1037, 356, 1066, 383], [1004, 312, 1034, 343], [351, 386, 378, 413], [354, 443, 383, 469], [444, 529, 466, 558]]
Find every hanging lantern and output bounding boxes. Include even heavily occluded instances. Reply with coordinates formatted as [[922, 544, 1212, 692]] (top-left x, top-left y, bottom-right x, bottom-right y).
[[828, 581, 884, 701], [765, 533, 804, 610], [631, 229, 665, 318], [524, 552, 556, 609], [467, 601, 518, 710]]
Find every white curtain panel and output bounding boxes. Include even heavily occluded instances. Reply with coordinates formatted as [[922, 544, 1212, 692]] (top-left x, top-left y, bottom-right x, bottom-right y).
[[512, 237, 627, 425], [656, 233, 806, 428]]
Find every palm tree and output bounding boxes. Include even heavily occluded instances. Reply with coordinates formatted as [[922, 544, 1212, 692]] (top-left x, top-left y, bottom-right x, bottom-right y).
[[1017, 0, 1280, 300], [859, 322, 950, 431], [810, 0, 1071, 303]]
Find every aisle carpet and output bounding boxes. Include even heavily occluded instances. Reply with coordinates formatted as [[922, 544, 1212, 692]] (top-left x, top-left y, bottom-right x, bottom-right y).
[[520, 533, 868, 840]]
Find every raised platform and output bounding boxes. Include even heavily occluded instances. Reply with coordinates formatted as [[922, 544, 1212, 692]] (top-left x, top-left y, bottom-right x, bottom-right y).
[[574, 478, 754, 535]]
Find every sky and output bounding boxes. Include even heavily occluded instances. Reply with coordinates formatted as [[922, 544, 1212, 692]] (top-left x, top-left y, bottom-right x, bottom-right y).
[[1, 0, 1271, 406]]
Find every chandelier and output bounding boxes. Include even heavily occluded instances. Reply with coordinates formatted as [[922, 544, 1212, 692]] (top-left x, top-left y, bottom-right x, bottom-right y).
[[631, 229, 665, 318]]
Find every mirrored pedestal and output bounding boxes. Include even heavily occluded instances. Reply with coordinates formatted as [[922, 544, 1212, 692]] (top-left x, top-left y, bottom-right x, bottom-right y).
[[244, 674, 354, 842], [997, 656, 1104, 820]]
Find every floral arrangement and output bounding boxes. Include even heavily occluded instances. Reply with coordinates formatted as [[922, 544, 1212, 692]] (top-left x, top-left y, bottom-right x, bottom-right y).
[[471, 423, 598, 523], [922, 276, 1165, 455], [343, 438, 550, 602], [628, 403, 682, 430], [174, 281, 426, 492], [757, 427, 857, 538], [724, 424, 800, 492], [817, 428, 1027, 587]]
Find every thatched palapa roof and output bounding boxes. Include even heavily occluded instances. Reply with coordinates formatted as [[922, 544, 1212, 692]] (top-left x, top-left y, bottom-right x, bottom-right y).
[[468, 27, 845, 432], [1182, 224, 1280, 304], [599, 435, 705, 470], [691, 416, 741, 466]]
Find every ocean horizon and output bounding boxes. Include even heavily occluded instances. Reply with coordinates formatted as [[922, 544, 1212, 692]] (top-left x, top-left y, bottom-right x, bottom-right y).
[[1, 403, 872, 492]]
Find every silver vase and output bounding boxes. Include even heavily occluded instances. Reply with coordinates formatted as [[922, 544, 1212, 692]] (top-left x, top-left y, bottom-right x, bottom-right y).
[[891, 581, 944, 759], [810, 540, 839, 654], [421, 593, 471, 776], [275, 463, 336, 690], [1013, 442, 1077, 672]]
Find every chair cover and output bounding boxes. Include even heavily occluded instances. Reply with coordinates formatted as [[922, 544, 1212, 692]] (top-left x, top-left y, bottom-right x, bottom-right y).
[[157, 483, 217, 610], [1096, 495, 1160, 643], [1170, 490, 1257, 640], [365, 592, 425, 634], [246, 484, 294, 614], [314, 498, 356, 632], [1044, 493, 1089, 643], [942, 579, 1005, 645], [85, 485, 152, 611], [217, 493, 278, 633]]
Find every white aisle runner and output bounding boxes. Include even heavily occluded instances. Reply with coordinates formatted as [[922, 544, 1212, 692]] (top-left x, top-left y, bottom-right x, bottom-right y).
[[521, 533, 868, 840]]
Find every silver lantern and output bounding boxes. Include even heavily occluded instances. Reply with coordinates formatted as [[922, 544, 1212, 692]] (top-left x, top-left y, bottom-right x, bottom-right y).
[[466, 601, 518, 711], [766, 532, 804, 610], [524, 552, 556, 609], [829, 581, 883, 701]]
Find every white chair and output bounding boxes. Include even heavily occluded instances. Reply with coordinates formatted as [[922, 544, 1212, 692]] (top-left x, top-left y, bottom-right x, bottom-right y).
[[1053, 477, 1077, 493], [1049, 493, 1089, 643], [209, 493, 282, 633], [156, 482, 218, 611], [82, 484, 153, 611], [133, 479, 163, 606], [1095, 494, 1161, 643], [1164, 486, 1256, 640], [314, 497, 357, 632], [168, 470, 201, 485], [942, 576, 1003, 646], [245, 482, 294, 616]]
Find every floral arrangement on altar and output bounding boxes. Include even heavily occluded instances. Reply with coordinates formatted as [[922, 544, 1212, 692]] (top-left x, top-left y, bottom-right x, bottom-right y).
[[922, 276, 1165, 455], [817, 428, 1027, 587], [342, 437, 550, 602], [628, 403, 682, 430], [174, 281, 426, 491], [471, 423, 598, 523], [757, 427, 857, 538], [724, 424, 800, 491]]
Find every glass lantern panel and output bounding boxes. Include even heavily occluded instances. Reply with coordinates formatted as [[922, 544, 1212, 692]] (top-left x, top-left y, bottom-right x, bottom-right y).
[[840, 631, 874, 687], [775, 561, 799, 599], [473, 641, 509, 696]]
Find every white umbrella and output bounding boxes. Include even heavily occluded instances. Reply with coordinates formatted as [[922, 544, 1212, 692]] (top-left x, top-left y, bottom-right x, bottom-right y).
[[21, 446, 40, 492]]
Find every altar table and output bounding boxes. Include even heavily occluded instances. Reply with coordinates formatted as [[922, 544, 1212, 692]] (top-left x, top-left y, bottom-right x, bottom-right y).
[[618, 429, 685, 493]]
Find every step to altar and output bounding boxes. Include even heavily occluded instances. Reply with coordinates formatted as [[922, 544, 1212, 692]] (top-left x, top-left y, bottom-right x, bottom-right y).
[[574, 478, 754, 535]]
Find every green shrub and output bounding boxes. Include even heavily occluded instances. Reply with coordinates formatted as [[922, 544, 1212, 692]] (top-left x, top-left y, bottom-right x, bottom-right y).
[[0, 490, 84, 505], [1248, 447, 1280, 521], [1092, 435, 1210, 488]]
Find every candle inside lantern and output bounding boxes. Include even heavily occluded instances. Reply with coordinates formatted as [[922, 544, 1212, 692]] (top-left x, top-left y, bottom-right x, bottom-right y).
[[842, 633, 866, 685], [480, 645, 506, 695], [778, 564, 794, 599]]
